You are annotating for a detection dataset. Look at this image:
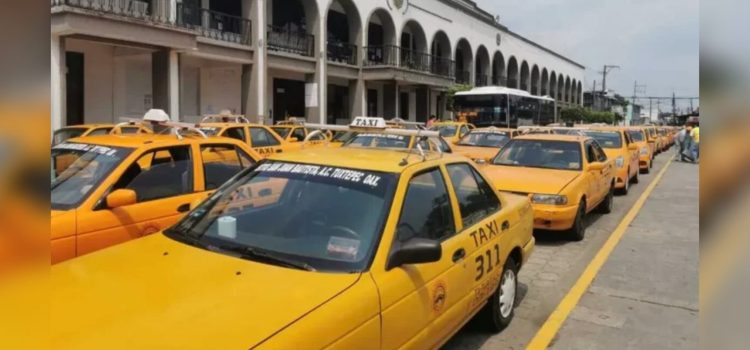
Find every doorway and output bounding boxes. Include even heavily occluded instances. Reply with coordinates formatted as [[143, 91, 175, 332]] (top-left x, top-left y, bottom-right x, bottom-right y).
[[66, 51, 84, 126], [272, 78, 305, 122], [399, 92, 409, 119], [367, 89, 378, 116]]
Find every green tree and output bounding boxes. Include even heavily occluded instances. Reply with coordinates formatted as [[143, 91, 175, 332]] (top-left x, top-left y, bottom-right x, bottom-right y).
[[560, 106, 588, 124]]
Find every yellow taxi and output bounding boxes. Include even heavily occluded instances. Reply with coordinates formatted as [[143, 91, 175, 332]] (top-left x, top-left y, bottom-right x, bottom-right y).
[[52, 123, 151, 145], [452, 127, 517, 163], [51, 120, 261, 264], [657, 127, 672, 152], [197, 122, 301, 158], [50, 117, 535, 349], [580, 127, 640, 195], [626, 127, 653, 173], [270, 124, 329, 146], [430, 121, 476, 144], [644, 126, 661, 155], [482, 134, 615, 240]]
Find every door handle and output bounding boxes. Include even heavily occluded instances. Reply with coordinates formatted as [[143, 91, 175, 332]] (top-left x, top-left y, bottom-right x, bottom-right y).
[[452, 248, 466, 262], [501, 221, 510, 231], [275, 149, 282, 153], [177, 203, 191, 213]]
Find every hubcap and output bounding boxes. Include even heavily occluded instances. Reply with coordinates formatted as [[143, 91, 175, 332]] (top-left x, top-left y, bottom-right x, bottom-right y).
[[499, 269, 516, 318]]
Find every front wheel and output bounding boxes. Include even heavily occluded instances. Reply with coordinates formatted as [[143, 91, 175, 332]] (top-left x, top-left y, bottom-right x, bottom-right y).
[[569, 201, 587, 241], [597, 187, 614, 214], [477, 257, 519, 333]]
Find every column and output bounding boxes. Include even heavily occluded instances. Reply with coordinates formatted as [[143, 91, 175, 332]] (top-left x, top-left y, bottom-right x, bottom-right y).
[[51, 35, 66, 132], [349, 78, 365, 119], [314, 8, 326, 123], [246, 0, 267, 124], [383, 81, 397, 118]]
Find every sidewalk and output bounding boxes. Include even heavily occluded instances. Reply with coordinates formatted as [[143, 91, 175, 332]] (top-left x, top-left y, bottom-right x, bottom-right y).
[[549, 160, 699, 350]]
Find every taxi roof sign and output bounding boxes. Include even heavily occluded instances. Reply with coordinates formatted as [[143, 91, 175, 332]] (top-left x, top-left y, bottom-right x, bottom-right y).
[[143, 109, 170, 123], [351, 117, 388, 129]]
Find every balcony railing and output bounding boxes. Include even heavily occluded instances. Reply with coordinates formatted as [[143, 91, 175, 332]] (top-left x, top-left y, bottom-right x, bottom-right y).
[[456, 70, 471, 85], [177, 5, 252, 45], [363, 45, 399, 67], [52, 0, 171, 22], [431, 56, 455, 78], [267, 25, 315, 57], [327, 41, 357, 65], [52, 0, 252, 46], [475, 75, 488, 87], [492, 75, 507, 86]]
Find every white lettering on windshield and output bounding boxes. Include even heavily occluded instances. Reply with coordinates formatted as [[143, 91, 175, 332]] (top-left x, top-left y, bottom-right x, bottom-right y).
[[256, 162, 382, 188]]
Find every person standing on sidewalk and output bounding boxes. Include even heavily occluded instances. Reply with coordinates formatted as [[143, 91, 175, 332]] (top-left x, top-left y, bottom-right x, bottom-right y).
[[676, 126, 687, 160], [690, 123, 700, 161], [680, 125, 696, 163]]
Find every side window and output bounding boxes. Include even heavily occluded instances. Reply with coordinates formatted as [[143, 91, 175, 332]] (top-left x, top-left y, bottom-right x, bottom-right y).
[[249, 127, 281, 147], [119, 126, 141, 135], [291, 128, 306, 141], [593, 142, 608, 162], [623, 132, 631, 146], [110, 146, 193, 203], [459, 125, 469, 137], [447, 163, 501, 228], [88, 128, 112, 136], [585, 142, 596, 163], [201, 144, 257, 190], [395, 169, 456, 243], [223, 127, 246, 142]]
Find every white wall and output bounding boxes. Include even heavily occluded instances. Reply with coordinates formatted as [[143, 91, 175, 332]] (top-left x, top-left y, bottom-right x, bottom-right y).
[[65, 39, 115, 123], [113, 51, 153, 119]]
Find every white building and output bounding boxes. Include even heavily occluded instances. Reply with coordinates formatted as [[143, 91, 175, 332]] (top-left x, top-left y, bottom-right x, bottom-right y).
[[51, 0, 585, 130]]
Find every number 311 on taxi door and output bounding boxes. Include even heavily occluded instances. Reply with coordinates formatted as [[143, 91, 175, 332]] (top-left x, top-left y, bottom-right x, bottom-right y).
[[475, 243, 500, 281]]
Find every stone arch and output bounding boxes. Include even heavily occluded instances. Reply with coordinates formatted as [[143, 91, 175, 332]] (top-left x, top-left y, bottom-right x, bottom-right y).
[[455, 38, 473, 84], [520, 60, 530, 92], [541, 68, 549, 96], [492, 51, 505, 86], [531, 65, 540, 95], [475, 45, 491, 86], [507, 56, 519, 89]]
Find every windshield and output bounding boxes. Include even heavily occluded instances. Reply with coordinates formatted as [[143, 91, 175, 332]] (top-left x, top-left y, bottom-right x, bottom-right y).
[[199, 127, 220, 136], [431, 125, 458, 138], [458, 131, 510, 148], [271, 127, 291, 139], [453, 94, 508, 127], [627, 130, 645, 142], [582, 131, 622, 148], [332, 131, 357, 142], [493, 139, 582, 171], [52, 128, 86, 145], [345, 134, 412, 149], [167, 161, 397, 272], [51, 143, 132, 210]]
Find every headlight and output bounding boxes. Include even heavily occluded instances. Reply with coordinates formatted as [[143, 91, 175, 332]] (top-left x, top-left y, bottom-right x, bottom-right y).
[[640, 147, 649, 155], [531, 194, 568, 205], [615, 156, 625, 168]]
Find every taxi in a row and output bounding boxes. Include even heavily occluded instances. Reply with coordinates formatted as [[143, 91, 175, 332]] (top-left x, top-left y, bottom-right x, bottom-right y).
[[52, 123, 151, 145], [50, 117, 535, 349]]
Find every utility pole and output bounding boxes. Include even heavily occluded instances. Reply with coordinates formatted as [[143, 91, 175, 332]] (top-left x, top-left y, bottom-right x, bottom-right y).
[[648, 97, 653, 124], [672, 92, 677, 123], [600, 65, 620, 93], [592, 80, 597, 111], [630, 81, 646, 126]]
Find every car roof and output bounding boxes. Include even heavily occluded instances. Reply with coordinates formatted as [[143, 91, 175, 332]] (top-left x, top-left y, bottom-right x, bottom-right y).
[[61, 134, 223, 148], [514, 134, 589, 143], [585, 126, 625, 133], [268, 146, 467, 173]]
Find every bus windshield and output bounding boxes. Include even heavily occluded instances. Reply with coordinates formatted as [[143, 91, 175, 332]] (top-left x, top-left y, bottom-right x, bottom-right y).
[[453, 94, 508, 127]]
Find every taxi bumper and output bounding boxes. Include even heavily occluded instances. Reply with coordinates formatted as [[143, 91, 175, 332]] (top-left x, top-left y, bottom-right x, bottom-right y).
[[639, 154, 651, 169], [614, 166, 629, 189], [532, 203, 579, 231]]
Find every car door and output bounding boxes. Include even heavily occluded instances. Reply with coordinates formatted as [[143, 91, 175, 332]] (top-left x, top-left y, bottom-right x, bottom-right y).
[[248, 126, 285, 158], [75, 144, 205, 257], [439, 163, 517, 342], [370, 167, 468, 350], [583, 141, 602, 210], [592, 141, 612, 198]]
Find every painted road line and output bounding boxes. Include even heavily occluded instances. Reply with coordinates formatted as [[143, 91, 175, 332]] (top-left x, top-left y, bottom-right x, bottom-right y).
[[526, 156, 674, 350]]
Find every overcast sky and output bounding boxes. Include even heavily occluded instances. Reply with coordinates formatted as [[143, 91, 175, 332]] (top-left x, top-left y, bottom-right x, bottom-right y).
[[474, 0, 699, 111]]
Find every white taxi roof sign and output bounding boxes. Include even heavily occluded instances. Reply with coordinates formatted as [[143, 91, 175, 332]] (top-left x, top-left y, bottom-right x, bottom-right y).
[[351, 117, 387, 129], [305, 121, 439, 138]]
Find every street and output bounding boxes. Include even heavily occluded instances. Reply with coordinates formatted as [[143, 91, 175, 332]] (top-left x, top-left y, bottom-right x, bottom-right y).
[[445, 153, 698, 349]]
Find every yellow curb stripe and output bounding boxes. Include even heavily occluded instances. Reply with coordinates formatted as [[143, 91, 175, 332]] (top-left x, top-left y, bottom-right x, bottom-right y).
[[526, 156, 674, 350]]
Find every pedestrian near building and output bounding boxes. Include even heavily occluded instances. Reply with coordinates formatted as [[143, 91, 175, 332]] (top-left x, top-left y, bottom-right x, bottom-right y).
[[690, 124, 700, 161], [676, 126, 687, 158], [680, 125, 695, 163], [427, 115, 438, 128]]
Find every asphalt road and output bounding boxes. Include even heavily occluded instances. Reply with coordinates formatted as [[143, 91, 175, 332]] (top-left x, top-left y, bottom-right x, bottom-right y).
[[443, 150, 690, 350]]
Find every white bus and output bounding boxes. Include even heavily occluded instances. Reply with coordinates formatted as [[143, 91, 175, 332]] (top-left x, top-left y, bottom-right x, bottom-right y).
[[453, 86, 556, 128]]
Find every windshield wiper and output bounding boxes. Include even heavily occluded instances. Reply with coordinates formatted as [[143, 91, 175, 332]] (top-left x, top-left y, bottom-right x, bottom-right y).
[[214, 244, 316, 272]]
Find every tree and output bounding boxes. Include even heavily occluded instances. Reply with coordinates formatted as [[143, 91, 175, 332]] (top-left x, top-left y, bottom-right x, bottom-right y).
[[560, 106, 588, 124]]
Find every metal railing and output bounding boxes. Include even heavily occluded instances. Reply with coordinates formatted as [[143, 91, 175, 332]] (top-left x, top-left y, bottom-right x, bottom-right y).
[[431, 56, 455, 78], [363, 45, 399, 66], [327, 41, 357, 65], [51, 0, 169, 22], [456, 70, 471, 85], [177, 5, 252, 45], [475, 75, 488, 87], [267, 25, 315, 57]]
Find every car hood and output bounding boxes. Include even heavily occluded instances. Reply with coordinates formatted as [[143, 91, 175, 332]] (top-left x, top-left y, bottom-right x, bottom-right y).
[[51, 233, 361, 350], [452, 145, 500, 161], [602, 148, 625, 160], [482, 165, 580, 195]]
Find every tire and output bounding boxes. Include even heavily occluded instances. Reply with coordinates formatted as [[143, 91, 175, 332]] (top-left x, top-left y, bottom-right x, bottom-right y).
[[597, 186, 614, 214], [569, 201, 586, 241], [649, 159, 653, 169], [477, 257, 519, 333], [631, 167, 639, 184], [617, 174, 629, 195]]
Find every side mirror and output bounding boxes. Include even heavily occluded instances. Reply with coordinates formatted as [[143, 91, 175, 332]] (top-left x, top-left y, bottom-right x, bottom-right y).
[[289, 137, 299, 142], [386, 238, 442, 270], [106, 189, 137, 209], [588, 162, 605, 172], [475, 159, 487, 165], [628, 143, 638, 151]]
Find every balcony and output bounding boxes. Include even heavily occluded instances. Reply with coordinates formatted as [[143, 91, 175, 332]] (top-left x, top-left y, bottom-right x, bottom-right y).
[[52, 0, 252, 46], [267, 25, 315, 57], [363, 45, 455, 79], [177, 5, 252, 45], [456, 70, 471, 85], [475, 75, 488, 87], [327, 41, 357, 66]]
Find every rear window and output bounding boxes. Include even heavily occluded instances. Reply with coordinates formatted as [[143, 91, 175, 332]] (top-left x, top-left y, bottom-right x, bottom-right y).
[[582, 131, 622, 148]]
